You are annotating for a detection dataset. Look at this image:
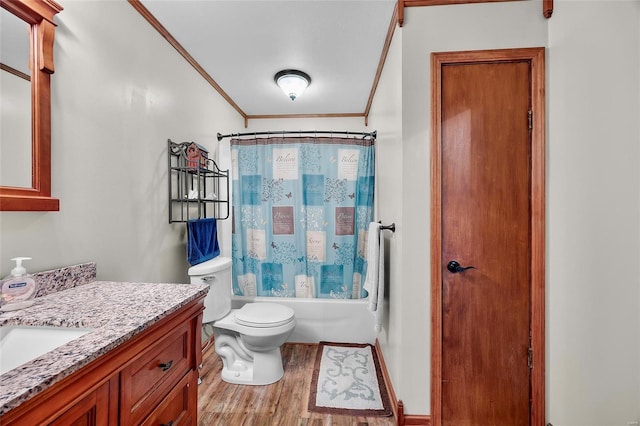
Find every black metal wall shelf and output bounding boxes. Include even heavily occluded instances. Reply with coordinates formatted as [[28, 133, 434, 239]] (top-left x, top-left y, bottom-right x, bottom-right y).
[[168, 139, 229, 223]]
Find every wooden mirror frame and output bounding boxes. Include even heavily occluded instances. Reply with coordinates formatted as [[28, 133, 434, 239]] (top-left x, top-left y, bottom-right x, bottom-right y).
[[0, 0, 62, 211]]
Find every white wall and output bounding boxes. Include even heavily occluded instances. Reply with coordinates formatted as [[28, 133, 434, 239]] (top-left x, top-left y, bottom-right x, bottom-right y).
[[547, 1, 640, 424], [399, 1, 548, 414], [394, 0, 640, 421], [397, 1, 640, 421], [366, 24, 404, 407], [0, 1, 244, 282]]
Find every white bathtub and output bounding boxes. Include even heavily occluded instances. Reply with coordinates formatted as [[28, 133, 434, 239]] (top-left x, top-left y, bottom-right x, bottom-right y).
[[231, 295, 376, 344]]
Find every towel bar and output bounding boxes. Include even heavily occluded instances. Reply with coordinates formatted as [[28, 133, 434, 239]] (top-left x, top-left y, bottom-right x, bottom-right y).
[[378, 222, 396, 233]]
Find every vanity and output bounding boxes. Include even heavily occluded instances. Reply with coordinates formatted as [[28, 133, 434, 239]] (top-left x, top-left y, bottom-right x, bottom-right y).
[[0, 280, 208, 425]]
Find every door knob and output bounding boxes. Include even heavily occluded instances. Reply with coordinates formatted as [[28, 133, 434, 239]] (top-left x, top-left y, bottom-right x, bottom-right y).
[[447, 260, 476, 273]]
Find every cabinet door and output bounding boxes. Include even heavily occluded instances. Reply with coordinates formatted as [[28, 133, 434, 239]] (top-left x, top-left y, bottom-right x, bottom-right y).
[[48, 381, 109, 426], [141, 370, 198, 426]]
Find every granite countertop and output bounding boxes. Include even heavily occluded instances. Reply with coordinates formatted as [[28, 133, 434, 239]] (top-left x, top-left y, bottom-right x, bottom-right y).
[[0, 281, 208, 416]]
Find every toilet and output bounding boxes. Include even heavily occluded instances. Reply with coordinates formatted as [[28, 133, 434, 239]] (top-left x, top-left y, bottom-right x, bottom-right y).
[[188, 256, 295, 385]]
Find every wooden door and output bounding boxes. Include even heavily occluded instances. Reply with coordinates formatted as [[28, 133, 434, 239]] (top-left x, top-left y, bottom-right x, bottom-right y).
[[431, 48, 546, 426]]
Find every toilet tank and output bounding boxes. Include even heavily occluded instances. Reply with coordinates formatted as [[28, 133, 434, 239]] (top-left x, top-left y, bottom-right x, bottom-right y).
[[188, 256, 232, 323]]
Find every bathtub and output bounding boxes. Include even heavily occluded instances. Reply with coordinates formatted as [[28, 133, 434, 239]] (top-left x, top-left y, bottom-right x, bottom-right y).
[[231, 295, 376, 344]]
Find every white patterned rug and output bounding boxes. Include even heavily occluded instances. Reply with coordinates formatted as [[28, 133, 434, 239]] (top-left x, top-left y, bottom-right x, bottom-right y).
[[308, 342, 392, 416]]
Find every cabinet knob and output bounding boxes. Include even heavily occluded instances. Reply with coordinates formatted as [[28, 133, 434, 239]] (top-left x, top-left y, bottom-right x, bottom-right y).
[[159, 360, 173, 372], [160, 421, 174, 426]]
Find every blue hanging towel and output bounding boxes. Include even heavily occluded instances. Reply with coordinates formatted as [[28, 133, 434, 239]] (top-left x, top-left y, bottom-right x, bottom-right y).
[[187, 218, 220, 266]]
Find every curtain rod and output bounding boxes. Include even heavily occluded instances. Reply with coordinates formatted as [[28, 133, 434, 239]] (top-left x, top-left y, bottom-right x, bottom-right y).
[[216, 130, 376, 141]]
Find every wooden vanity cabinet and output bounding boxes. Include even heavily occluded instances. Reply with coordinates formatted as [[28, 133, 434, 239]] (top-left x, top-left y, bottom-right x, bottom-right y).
[[1, 297, 204, 426]]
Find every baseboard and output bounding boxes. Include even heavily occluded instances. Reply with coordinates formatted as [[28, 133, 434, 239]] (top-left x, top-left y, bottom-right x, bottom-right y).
[[374, 339, 431, 426]]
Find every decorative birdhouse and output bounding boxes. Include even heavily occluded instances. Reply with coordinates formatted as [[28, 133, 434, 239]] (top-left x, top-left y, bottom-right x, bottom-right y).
[[186, 142, 209, 170]]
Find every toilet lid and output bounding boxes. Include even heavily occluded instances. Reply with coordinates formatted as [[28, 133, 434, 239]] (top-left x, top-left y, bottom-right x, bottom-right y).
[[234, 303, 295, 328]]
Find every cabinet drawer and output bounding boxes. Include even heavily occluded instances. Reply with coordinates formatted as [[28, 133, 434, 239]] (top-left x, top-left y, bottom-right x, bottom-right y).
[[120, 321, 192, 424], [141, 370, 197, 426]]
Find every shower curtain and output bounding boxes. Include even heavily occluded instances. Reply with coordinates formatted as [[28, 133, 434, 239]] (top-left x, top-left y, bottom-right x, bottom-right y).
[[231, 136, 375, 299]]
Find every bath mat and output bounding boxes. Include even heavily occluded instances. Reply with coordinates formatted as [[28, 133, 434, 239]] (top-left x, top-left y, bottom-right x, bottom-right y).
[[308, 342, 393, 417]]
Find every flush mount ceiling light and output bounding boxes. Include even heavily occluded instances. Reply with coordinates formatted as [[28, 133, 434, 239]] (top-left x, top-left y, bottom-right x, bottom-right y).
[[274, 69, 311, 101]]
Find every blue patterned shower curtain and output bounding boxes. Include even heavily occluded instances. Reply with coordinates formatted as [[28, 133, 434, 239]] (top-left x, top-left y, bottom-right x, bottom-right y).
[[231, 136, 375, 299]]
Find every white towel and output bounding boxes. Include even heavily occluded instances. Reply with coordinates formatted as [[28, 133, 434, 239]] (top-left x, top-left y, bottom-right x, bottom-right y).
[[363, 222, 384, 332]]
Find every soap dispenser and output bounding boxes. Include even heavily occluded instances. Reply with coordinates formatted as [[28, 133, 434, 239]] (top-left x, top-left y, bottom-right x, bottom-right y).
[[0, 257, 37, 312]]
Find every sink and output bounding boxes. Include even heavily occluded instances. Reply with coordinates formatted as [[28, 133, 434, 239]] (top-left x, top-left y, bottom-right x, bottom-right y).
[[0, 325, 93, 375]]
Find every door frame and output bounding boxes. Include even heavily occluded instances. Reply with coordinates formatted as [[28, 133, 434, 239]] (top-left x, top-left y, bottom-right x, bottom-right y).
[[430, 47, 546, 426]]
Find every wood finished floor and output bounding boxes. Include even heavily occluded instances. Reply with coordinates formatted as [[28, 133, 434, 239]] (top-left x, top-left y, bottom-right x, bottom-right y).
[[197, 342, 397, 426]]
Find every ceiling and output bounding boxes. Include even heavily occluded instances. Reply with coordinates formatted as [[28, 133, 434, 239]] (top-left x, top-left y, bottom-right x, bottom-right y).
[[138, 1, 397, 118]]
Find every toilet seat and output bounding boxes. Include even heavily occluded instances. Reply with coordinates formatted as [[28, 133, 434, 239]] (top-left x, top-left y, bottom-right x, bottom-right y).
[[234, 303, 295, 328]]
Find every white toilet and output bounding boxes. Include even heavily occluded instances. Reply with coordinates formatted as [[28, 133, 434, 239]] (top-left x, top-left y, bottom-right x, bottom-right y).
[[188, 256, 295, 385]]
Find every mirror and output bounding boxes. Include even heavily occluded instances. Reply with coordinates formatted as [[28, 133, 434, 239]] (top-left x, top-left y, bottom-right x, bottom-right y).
[[1, 8, 31, 188], [0, 0, 62, 211]]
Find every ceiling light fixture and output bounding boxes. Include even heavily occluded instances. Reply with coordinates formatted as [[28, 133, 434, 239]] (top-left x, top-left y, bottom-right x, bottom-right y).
[[274, 69, 311, 101]]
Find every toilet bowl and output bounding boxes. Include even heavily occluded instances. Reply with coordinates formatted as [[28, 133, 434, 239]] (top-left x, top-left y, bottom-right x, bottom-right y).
[[213, 302, 295, 385], [188, 257, 296, 385]]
